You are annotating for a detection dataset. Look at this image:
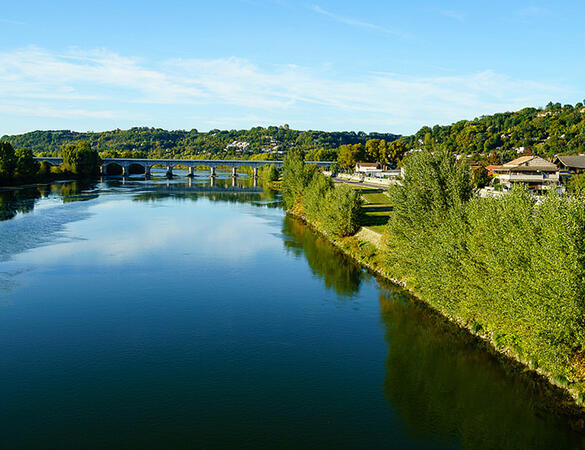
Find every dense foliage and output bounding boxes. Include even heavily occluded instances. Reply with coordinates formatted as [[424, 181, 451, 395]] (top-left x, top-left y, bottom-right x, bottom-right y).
[[282, 153, 362, 236], [0, 140, 101, 184], [1, 127, 399, 160], [404, 101, 585, 161], [0, 142, 39, 184], [385, 149, 585, 381], [337, 139, 407, 170], [61, 141, 101, 177]]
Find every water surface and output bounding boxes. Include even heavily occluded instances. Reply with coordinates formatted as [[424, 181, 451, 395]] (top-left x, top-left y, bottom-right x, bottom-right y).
[[0, 172, 582, 449]]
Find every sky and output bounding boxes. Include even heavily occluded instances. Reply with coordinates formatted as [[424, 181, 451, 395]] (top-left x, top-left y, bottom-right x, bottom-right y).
[[1, 0, 584, 136]]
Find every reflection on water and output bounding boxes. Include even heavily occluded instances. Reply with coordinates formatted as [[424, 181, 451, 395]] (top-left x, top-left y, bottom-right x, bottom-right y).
[[281, 216, 363, 297], [0, 187, 41, 221], [378, 283, 585, 449], [0, 176, 583, 449], [0, 170, 278, 223], [0, 181, 99, 221]]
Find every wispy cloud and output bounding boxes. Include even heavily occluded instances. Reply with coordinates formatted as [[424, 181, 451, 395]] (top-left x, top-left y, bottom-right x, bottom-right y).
[[309, 5, 409, 38], [439, 10, 465, 22], [0, 46, 570, 134], [0, 18, 26, 26]]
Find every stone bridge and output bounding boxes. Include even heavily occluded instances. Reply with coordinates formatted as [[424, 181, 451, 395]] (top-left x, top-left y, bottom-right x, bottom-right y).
[[34, 157, 333, 177]]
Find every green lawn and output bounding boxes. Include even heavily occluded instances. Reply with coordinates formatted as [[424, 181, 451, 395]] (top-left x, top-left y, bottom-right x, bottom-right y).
[[358, 188, 393, 233], [333, 183, 393, 233]]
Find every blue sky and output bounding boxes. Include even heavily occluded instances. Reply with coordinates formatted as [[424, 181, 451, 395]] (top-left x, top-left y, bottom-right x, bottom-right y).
[[1, 0, 584, 135]]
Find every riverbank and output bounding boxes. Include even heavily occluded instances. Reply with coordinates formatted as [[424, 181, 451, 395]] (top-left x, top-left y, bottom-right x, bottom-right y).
[[285, 208, 585, 431]]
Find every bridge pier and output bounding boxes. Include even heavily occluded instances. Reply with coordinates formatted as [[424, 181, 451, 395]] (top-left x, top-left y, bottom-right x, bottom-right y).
[[100, 165, 107, 175], [122, 166, 127, 177], [210, 176, 215, 187], [166, 166, 173, 178], [188, 167, 194, 177], [232, 177, 237, 187], [145, 166, 151, 178], [210, 167, 216, 177], [253, 167, 258, 178], [253, 176, 258, 188], [232, 167, 237, 177]]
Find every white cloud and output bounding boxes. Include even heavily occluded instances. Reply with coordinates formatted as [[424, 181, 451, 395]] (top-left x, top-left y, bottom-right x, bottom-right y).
[[0, 46, 570, 134]]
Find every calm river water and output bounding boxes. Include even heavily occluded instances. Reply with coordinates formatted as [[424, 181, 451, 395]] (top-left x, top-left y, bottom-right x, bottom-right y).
[[0, 171, 583, 449]]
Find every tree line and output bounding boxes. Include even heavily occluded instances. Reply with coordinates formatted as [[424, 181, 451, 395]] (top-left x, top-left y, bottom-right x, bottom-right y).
[[0, 141, 101, 185], [1, 127, 399, 160]]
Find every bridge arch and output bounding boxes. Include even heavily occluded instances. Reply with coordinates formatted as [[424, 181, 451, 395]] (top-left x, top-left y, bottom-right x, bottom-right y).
[[102, 161, 125, 175], [127, 162, 148, 175]]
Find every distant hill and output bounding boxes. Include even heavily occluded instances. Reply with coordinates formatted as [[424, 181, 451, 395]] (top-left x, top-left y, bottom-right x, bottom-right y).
[[0, 126, 400, 159], [5, 101, 584, 162], [404, 101, 585, 160]]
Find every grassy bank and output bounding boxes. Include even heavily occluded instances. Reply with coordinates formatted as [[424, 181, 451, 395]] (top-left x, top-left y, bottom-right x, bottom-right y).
[[354, 187, 393, 233]]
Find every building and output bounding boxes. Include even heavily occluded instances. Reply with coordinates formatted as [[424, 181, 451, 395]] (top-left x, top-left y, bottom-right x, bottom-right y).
[[490, 156, 560, 191], [355, 162, 381, 173], [553, 155, 585, 176]]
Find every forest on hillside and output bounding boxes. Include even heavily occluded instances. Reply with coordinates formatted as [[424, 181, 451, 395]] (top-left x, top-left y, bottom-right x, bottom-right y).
[[0, 126, 399, 159], [3, 101, 585, 164], [405, 101, 585, 160]]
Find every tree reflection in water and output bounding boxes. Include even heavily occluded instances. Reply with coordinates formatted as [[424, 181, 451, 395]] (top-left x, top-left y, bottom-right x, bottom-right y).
[[0, 181, 100, 222], [0, 188, 41, 221], [378, 284, 584, 449], [281, 216, 363, 297]]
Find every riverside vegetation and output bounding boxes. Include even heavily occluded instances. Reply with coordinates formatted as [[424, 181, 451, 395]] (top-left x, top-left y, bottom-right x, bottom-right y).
[[282, 152, 362, 237], [281, 149, 585, 408], [0, 141, 101, 186]]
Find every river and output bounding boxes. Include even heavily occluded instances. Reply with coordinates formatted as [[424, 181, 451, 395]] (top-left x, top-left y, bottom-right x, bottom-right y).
[[0, 170, 583, 449]]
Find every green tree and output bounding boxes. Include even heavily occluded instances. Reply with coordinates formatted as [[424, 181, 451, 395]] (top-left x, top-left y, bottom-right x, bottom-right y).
[[384, 140, 406, 166], [321, 184, 362, 236], [61, 141, 101, 176], [472, 165, 490, 188], [337, 144, 365, 171], [569, 173, 585, 194], [0, 141, 16, 183], [14, 148, 40, 180], [281, 152, 316, 209], [259, 164, 278, 182]]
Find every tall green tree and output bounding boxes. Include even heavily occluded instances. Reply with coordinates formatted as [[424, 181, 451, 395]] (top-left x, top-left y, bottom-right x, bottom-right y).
[[61, 141, 101, 176], [281, 152, 316, 209], [337, 144, 365, 170], [0, 142, 16, 183], [14, 148, 40, 180]]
